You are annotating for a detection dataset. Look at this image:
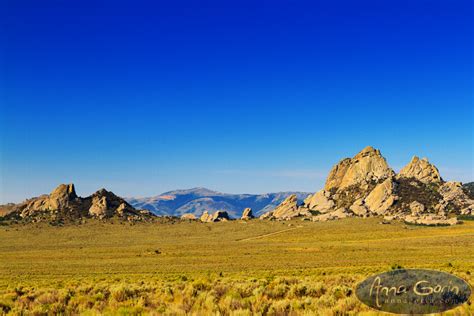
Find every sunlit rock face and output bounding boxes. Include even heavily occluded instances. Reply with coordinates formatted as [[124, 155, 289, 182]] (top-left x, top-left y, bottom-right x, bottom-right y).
[[398, 156, 443, 184]]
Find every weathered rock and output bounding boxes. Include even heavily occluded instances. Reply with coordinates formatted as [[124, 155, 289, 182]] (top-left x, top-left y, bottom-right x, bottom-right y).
[[349, 198, 369, 216], [200, 211, 211, 222], [324, 158, 352, 191], [364, 178, 397, 215], [259, 211, 274, 220], [88, 189, 137, 219], [20, 184, 79, 217], [403, 214, 458, 226], [180, 213, 196, 220], [200, 210, 230, 222], [89, 196, 111, 218], [241, 208, 254, 220], [312, 207, 351, 222], [304, 190, 335, 213], [8, 184, 151, 222], [398, 156, 443, 184], [211, 210, 230, 222], [268, 194, 301, 220], [409, 201, 425, 215], [325, 146, 395, 191]]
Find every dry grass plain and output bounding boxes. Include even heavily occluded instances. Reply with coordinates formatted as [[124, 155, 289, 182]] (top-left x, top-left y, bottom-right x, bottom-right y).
[[0, 217, 473, 315]]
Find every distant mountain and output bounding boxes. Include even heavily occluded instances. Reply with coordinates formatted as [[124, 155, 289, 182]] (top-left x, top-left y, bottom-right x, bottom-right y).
[[126, 188, 311, 218]]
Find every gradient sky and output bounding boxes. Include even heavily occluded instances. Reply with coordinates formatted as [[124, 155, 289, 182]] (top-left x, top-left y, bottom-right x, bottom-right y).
[[1, 0, 473, 203]]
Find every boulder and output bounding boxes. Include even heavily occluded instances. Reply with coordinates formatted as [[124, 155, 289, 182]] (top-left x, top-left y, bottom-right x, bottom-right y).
[[211, 210, 230, 222], [349, 198, 369, 216], [398, 156, 443, 184], [312, 207, 351, 222], [241, 208, 254, 220], [409, 201, 425, 215], [364, 178, 397, 215], [180, 213, 197, 220], [403, 214, 458, 226], [200, 211, 211, 222], [200, 210, 230, 222], [304, 190, 335, 213]]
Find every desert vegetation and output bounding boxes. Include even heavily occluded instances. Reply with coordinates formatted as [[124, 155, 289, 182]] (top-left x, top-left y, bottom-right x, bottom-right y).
[[0, 218, 473, 315]]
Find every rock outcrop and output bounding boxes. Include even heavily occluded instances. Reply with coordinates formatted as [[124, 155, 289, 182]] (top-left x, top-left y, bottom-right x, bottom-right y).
[[260, 195, 310, 220], [87, 189, 138, 219], [200, 210, 230, 222], [398, 156, 443, 184], [241, 208, 254, 220], [312, 207, 351, 222], [303, 147, 396, 216], [364, 178, 397, 215], [404, 214, 458, 226], [263, 146, 467, 226], [304, 190, 335, 213], [3, 184, 153, 222], [438, 182, 474, 215], [324, 146, 394, 191]]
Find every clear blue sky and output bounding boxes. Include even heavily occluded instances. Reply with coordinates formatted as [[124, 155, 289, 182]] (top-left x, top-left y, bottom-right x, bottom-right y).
[[1, 0, 473, 203]]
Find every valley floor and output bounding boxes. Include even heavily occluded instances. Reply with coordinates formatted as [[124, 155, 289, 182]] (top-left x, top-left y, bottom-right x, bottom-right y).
[[0, 218, 473, 315]]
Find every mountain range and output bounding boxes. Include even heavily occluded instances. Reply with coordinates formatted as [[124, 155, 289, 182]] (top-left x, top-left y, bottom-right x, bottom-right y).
[[126, 188, 311, 218]]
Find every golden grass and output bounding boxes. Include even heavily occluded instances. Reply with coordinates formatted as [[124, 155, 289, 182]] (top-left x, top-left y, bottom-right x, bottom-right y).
[[0, 218, 473, 315]]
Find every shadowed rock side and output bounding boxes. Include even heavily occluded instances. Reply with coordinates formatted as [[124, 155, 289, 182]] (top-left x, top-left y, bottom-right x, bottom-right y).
[[200, 210, 230, 222], [262, 146, 474, 225], [1, 184, 154, 223]]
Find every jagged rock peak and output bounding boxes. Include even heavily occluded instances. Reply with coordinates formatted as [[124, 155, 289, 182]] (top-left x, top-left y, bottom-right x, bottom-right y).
[[398, 156, 443, 184], [355, 146, 381, 157], [93, 188, 113, 196], [324, 146, 395, 191], [50, 183, 77, 199]]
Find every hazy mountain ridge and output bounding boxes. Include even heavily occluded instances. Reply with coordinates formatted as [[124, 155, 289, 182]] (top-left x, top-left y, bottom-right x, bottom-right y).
[[126, 188, 311, 218]]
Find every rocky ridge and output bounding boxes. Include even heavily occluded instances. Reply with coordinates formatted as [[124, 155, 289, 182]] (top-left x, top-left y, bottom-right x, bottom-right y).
[[261, 146, 474, 226], [1, 184, 154, 223]]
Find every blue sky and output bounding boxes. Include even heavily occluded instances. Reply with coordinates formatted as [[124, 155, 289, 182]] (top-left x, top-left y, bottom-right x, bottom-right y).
[[1, 0, 473, 203]]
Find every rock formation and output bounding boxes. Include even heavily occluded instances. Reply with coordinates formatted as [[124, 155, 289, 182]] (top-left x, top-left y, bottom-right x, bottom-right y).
[[324, 146, 394, 191], [438, 182, 474, 215], [87, 189, 138, 219], [2, 184, 154, 223], [260, 194, 310, 220], [303, 190, 335, 213], [241, 208, 254, 220], [264, 146, 469, 225], [364, 179, 397, 215], [398, 156, 442, 183], [200, 210, 230, 222]]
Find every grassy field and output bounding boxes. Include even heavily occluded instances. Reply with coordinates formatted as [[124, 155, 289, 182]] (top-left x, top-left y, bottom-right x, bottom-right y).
[[0, 218, 473, 315]]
